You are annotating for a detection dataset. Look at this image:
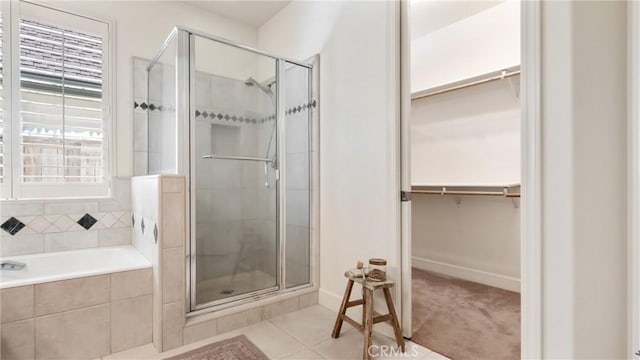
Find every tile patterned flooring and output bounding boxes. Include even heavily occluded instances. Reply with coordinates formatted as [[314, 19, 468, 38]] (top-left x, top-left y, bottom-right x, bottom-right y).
[[104, 305, 449, 360]]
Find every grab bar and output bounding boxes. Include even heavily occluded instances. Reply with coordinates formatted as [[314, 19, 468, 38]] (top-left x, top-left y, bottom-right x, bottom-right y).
[[202, 155, 273, 162]]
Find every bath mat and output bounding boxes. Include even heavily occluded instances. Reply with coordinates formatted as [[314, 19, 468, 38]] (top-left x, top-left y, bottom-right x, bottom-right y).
[[165, 335, 269, 360]]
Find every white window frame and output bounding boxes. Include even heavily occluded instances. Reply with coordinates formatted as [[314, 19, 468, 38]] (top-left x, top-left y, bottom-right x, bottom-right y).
[[1, 0, 114, 200], [1, 0, 12, 200]]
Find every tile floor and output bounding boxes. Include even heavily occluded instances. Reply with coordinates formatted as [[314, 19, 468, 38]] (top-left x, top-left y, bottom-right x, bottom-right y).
[[104, 305, 449, 360]]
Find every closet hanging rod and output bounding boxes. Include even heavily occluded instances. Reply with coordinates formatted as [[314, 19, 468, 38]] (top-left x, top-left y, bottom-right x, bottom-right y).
[[411, 69, 521, 101], [411, 188, 521, 198]]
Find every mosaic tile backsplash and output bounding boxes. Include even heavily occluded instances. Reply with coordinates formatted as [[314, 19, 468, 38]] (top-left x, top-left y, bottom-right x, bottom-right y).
[[1, 211, 130, 236]]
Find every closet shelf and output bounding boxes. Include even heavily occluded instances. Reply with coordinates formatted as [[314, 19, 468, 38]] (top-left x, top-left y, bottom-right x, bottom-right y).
[[410, 184, 520, 198]]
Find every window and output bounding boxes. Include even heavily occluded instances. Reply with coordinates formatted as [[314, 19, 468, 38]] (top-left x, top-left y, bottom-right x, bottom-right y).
[[1, 1, 112, 199], [1, 9, 5, 188]]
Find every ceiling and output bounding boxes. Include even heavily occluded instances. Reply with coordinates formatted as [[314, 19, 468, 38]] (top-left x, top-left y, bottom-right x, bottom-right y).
[[410, 0, 504, 40], [184, 0, 291, 27]]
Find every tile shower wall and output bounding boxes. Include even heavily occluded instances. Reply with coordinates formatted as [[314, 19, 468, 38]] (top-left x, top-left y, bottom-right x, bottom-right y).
[[133, 57, 279, 292], [191, 67, 317, 287], [132, 56, 318, 293], [133, 57, 150, 176], [284, 63, 313, 287], [148, 47, 179, 175], [194, 71, 275, 288], [133, 54, 179, 175], [0, 177, 132, 256]]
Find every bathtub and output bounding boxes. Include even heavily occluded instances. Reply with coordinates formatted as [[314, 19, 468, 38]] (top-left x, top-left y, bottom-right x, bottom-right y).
[[0, 245, 151, 289]]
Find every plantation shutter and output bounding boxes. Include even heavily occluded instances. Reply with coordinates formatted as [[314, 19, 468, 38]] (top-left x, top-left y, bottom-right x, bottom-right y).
[[19, 17, 105, 185], [0, 12, 4, 185]]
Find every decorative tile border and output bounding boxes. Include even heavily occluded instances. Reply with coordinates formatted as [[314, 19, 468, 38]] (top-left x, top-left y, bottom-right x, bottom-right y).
[[78, 214, 98, 230], [1, 211, 131, 236], [134, 101, 173, 112], [134, 99, 317, 125], [285, 100, 317, 116], [195, 110, 272, 124], [1, 217, 25, 235]]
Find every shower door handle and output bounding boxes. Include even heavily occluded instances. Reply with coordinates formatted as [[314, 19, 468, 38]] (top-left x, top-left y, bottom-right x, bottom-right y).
[[202, 155, 273, 162]]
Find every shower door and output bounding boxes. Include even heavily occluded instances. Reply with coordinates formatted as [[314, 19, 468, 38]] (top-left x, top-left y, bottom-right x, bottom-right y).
[[191, 34, 280, 308]]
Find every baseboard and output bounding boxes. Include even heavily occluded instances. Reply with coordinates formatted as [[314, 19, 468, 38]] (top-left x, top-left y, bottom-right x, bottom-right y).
[[412, 256, 521, 293], [318, 288, 342, 312]]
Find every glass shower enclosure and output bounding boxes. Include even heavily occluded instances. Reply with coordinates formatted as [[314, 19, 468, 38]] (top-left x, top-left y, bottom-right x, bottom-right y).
[[146, 27, 315, 311]]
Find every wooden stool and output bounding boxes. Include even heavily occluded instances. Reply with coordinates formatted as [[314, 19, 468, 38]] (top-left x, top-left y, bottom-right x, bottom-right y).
[[331, 272, 405, 360]]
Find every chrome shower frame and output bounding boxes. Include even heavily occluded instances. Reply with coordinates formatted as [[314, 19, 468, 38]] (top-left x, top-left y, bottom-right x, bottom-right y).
[[148, 26, 317, 315]]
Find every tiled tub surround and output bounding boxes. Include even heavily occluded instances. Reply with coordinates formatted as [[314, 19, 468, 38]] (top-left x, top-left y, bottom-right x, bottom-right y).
[[132, 175, 187, 352], [0, 177, 132, 256], [0, 267, 153, 359]]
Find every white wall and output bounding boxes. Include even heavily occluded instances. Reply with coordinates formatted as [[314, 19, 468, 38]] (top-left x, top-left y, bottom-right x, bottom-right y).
[[32, 1, 259, 178], [410, 81, 521, 289], [411, 0, 520, 93], [412, 195, 520, 291], [410, 79, 521, 292], [410, 0, 503, 40], [411, 78, 520, 186], [259, 1, 400, 312], [541, 1, 628, 357]]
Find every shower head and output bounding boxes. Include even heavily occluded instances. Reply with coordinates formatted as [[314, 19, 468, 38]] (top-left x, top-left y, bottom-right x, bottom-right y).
[[244, 77, 274, 97]]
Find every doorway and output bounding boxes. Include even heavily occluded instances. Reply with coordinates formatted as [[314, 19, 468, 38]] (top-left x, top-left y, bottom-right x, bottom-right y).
[[399, 1, 539, 359]]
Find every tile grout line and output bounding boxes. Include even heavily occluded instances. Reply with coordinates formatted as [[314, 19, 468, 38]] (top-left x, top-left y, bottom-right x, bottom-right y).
[[104, 305, 441, 360], [32, 277, 111, 318], [266, 304, 330, 350], [266, 317, 315, 351], [108, 273, 113, 356], [32, 285, 36, 360]]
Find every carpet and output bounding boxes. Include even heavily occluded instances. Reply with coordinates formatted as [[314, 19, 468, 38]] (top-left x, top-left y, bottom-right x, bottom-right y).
[[411, 268, 520, 360], [165, 335, 269, 360]]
